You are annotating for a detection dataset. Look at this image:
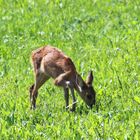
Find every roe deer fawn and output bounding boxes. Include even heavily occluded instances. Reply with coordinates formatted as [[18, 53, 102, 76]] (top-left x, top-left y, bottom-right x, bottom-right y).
[[29, 45, 96, 111]]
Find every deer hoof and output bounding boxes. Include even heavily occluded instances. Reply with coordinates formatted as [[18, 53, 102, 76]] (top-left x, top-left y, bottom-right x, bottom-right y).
[[70, 108, 75, 112]]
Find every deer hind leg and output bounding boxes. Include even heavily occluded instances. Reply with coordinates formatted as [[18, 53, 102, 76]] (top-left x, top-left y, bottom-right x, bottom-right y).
[[30, 71, 49, 109], [64, 88, 69, 110], [29, 84, 37, 102]]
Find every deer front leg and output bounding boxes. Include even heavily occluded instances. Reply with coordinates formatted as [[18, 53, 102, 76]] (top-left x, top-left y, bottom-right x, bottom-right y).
[[70, 88, 76, 112], [54, 71, 71, 87], [54, 72, 76, 111], [64, 88, 69, 110]]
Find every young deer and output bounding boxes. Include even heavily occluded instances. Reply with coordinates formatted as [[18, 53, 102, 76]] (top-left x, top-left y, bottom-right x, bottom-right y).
[[29, 45, 96, 111]]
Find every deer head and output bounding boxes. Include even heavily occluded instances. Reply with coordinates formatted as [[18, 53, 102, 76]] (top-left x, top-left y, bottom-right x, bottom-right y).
[[76, 71, 96, 108]]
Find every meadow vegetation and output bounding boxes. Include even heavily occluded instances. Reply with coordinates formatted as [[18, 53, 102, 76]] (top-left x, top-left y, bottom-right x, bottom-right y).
[[0, 0, 140, 139]]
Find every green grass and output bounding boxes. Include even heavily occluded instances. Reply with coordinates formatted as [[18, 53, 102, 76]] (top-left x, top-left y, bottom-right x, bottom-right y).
[[0, 0, 140, 139]]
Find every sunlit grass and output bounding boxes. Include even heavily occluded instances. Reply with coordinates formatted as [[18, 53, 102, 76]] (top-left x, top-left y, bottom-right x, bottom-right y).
[[0, 0, 140, 139]]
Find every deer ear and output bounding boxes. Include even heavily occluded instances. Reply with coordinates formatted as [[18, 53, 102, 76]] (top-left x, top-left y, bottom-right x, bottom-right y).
[[76, 74, 86, 92], [86, 71, 93, 86]]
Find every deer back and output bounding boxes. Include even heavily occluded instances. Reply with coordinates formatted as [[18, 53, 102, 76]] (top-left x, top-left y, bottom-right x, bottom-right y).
[[31, 46, 77, 80]]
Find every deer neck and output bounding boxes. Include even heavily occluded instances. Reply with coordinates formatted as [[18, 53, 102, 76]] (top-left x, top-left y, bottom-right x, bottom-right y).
[[73, 74, 87, 102]]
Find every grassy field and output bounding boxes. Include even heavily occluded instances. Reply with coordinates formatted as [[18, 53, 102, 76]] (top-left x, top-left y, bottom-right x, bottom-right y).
[[0, 0, 140, 139]]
